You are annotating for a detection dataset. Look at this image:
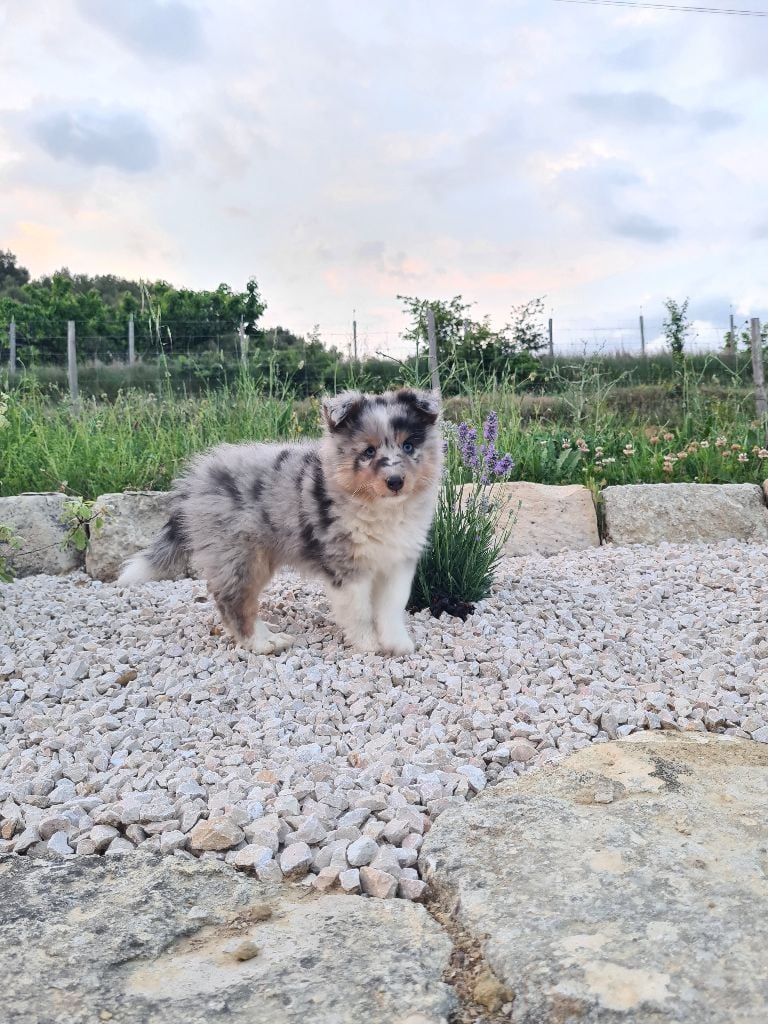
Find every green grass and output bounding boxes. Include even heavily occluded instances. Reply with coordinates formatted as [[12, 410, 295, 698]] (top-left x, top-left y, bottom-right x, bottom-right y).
[[1, 370, 767, 500], [0, 376, 315, 498]]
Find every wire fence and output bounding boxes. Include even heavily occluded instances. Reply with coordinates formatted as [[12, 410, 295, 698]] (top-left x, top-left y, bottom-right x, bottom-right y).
[[3, 313, 763, 366], [1, 314, 763, 392]]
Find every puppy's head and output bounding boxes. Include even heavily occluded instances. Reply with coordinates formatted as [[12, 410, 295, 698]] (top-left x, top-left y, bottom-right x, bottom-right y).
[[321, 388, 442, 502]]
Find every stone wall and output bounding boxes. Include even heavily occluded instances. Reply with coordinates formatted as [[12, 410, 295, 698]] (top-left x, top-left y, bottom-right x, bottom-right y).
[[2, 481, 768, 578]]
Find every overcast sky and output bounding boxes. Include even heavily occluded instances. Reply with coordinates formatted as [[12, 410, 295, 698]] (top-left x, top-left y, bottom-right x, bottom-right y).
[[1, 0, 766, 356]]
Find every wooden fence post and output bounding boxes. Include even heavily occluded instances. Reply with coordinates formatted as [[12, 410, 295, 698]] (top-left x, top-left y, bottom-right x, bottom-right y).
[[750, 317, 766, 427], [426, 306, 441, 394], [8, 318, 16, 376], [128, 314, 135, 365], [67, 320, 79, 403], [729, 312, 736, 360], [239, 317, 249, 367], [548, 317, 554, 357]]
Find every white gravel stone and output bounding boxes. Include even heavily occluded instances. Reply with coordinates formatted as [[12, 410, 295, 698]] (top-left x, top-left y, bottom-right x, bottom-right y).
[[279, 841, 313, 879], [105, 838, 135, 857], [38, 816, 71, 841], [397, 878, 428, 901], [3, 544, 768, 901], [456, 765, 486, 793], [159, 830, 188, 854], [347, 836, 378, 867], [506, 740, 538, 763], [188, 817, 244, 852], [231, 844, 274, 870], [13, 828, 40, 854], [47, 831, 74, 857], [360, 866, 398, 899], [89, 825, 119, 852], [339, 867, 362, 894]]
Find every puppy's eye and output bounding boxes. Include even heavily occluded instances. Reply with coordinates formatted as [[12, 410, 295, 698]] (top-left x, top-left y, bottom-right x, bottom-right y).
[[402, 441, 415, 454], [363, 445, 377, 458]]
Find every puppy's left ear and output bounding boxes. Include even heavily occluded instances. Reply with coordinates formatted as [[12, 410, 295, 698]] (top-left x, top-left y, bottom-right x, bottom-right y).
[[322, 390, 363, 432], [397, 388, 441, 424]]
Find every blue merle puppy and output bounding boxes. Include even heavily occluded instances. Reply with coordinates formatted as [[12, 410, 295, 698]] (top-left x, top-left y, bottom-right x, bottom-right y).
[[118, 388, 442, 655]]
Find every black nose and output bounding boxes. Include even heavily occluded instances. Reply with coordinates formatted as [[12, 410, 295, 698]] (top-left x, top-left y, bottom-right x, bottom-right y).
[[386, 475, 404, 493]]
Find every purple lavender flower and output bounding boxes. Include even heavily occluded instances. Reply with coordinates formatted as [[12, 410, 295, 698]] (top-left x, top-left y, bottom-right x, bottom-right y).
[[493, 454, 515, 476], [483, 411, 498, 444], [458, 422, 480, 469], [454, 414, 513, 481]]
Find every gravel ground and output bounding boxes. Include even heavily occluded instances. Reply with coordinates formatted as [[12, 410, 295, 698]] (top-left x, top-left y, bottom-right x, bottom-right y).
[[2, 540, 767, 900]]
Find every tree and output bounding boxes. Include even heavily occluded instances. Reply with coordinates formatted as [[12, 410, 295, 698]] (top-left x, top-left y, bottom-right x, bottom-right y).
[[398, 293, 545, 386], [0, 250, 30, 292], [398, 294, 475, 358], [243, 278, 267, 337], [663, 297, 689, 397], [507, 297, 548, 354]]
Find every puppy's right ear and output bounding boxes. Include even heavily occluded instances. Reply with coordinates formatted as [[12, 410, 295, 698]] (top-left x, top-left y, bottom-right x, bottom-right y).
[[321, 391, 363, 432]]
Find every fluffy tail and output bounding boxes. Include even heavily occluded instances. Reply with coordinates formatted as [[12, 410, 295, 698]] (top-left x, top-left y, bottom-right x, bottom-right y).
[[117, 510, 188, 585]]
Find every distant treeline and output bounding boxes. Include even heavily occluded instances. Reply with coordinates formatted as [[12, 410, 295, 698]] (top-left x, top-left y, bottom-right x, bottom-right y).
[[1, 249, 759, 401]]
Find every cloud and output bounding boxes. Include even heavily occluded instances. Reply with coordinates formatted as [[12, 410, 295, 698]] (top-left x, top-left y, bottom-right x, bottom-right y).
[[574, 90, 739, 133], [77, 0, 203, 62], [31, 107, 159, 173], [575, 90, 678, 125], [612, 213, 678, 243]]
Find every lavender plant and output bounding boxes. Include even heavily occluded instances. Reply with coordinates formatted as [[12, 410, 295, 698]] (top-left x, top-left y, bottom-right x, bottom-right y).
[[409, 412, 515, 618]]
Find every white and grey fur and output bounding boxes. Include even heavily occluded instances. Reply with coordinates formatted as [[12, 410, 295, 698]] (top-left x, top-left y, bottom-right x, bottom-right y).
[[118, 388, 442, 655]]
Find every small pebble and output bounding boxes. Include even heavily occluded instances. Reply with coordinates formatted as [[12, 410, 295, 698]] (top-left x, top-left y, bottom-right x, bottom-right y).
[[223, 938, 260, 961]]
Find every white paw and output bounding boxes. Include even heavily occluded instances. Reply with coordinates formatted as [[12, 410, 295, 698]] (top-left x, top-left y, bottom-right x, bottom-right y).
[[268, 631, 294, 653], [347, 630, 380, 654], [379, 634, 415, 657], [241, 625, 294, 655]]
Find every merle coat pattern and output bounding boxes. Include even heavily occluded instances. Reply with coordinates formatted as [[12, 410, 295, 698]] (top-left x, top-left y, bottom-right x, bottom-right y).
[[118, 388, 442, 655]]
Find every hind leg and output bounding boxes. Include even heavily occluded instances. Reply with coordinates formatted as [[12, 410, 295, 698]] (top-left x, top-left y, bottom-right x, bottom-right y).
[[204, 549, 293, 655]]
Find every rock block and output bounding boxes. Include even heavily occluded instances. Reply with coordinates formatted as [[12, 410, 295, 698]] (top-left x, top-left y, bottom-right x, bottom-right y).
[[1, 856, 455, 1024], [603, 482, 768, 546], [85, 490, 175, 581], [460, 482, 600, 557], [0, 492, 83, 576], [421, 732, 768, 1023]]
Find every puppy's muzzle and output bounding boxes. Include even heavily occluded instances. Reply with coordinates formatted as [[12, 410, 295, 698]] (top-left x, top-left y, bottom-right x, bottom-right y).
[[386, 474, 404, 493]]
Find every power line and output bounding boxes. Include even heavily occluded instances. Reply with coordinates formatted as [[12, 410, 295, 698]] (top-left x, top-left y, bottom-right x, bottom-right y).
[[551, 0, 768, 15]]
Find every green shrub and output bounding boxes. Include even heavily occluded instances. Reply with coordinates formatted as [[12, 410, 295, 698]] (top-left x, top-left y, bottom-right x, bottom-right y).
[[409, 411, 515, 618]]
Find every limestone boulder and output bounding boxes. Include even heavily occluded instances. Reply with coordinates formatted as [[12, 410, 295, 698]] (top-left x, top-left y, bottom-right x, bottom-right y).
[[603, 482, 768, 546], [0, 492, 83, 576], [421, 733, 768, 1023], [85, 490, 176, 581], [0, 855, 454, 1024], [460, 482, 600, 557]]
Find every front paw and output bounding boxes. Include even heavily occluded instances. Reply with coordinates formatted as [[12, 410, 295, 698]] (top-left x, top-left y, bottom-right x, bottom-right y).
[[378, 634, 415, 657], [241, 630, 294, 655], [349, 637, 379, 654], [345, 627, 380, 654]]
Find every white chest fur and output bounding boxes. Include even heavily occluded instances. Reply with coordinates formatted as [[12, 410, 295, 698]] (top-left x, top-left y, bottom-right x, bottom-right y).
[[343, 493, 433, 570]]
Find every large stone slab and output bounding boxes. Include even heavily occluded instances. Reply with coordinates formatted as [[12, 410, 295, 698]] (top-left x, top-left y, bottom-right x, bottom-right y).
[[86, 490, 175, 581], [0, 855, 454, 1024], [461, 482, 600, 557], [421, 733, 768, 1023], [0, 492, 83, 576], [603, 482, 768, 546]]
